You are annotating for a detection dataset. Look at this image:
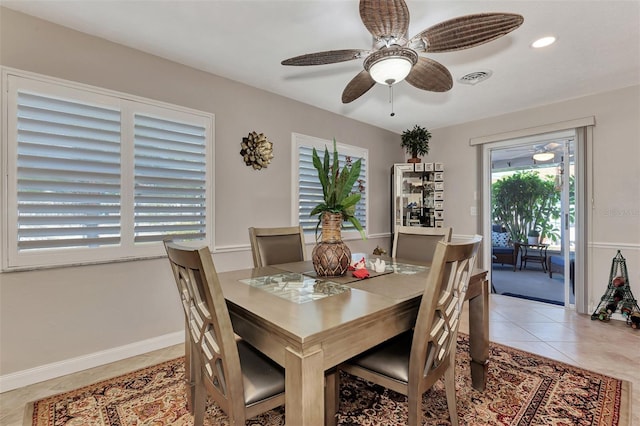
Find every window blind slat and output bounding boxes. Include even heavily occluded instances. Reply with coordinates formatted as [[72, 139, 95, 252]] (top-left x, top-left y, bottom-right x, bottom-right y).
[[134, 164, 206, 179], [18, 180, 120, 193], [135, 232, 206, 244], [134, 208, 204, 215], [19, 215, 120, 226], [18, 133, 120, 152], [18, 204, 121, 215], [19, 225, 121, 239], [134, 190, 205, 199], [18, 192, 120, 203], [18, 236, 121, 250]]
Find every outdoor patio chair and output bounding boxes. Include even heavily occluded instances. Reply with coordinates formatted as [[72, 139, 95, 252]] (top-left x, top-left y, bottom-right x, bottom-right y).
[[492, 225, 519, 271]]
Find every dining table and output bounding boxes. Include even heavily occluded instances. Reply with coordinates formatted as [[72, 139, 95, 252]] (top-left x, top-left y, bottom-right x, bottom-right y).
[[208, 254, 489, 425]]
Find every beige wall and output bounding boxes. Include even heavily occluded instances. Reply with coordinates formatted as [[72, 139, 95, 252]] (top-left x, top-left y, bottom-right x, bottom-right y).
[[1, 7, 639, 389]]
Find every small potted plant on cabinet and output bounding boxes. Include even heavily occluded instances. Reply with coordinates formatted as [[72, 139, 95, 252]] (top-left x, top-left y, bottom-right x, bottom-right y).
[[527, 229, 540, 245], [401, 125, 431, 163]]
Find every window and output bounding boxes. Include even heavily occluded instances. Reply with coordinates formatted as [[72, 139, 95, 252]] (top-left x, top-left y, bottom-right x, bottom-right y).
[[2, 71, 213, 270], [292, 133, 368, 239]]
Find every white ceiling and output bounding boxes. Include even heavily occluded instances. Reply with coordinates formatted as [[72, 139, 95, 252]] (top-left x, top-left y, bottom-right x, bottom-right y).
[[2, 0, 639, 134]]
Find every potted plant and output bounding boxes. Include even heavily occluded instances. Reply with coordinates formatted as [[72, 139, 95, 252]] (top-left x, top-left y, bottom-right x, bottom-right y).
[[527, 229, 540, 245], [492, 171, 561, 244], [310, 139, 365, 276], [401, 125, 431, 163]]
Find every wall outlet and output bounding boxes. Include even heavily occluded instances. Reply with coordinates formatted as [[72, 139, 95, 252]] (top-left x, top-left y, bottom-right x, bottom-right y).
[[470, 206, 478, 216]]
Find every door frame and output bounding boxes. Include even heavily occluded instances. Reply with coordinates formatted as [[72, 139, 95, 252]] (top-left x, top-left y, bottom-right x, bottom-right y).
[[475, 117, 594, 313]]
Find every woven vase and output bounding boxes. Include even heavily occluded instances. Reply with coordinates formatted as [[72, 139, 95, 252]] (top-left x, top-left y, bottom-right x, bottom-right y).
[[312, 212, 351, 277]]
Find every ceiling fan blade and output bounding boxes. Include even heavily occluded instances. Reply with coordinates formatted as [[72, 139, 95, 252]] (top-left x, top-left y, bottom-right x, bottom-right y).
[[359, 0, 410, 41], [410, 13, 524, 53], [342, 71, 376, 103], [282, 49, 369, 66], [405, 57, 453, 92]]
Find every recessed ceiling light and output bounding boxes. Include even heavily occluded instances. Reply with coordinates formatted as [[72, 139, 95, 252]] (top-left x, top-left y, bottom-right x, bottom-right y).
[[532, 36, 557, 48]]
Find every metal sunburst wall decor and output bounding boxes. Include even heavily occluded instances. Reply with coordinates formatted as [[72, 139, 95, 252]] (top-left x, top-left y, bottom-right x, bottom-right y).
[[240, 131, 274, 170]]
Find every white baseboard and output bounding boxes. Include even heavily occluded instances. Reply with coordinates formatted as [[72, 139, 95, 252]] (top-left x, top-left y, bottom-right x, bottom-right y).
[[0, 331, 184, 393]]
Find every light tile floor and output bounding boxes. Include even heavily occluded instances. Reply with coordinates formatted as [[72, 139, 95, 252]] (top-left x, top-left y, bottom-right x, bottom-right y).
[[1, 294, 638, 425]]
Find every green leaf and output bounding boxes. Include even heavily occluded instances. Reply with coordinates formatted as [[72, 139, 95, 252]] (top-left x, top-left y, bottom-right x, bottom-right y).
[[341, 193, 361, 209], [312, 147, 329, 200], [346, 216, 366, 240], [310, 203, 328, 217], [339, 158, 361, 202]]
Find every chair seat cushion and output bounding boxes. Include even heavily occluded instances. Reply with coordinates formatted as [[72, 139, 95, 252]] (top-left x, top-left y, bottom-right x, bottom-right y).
[[492, 247, 514, 255], [549, 254, 575, 266], [350, 331, 413, 383], [238, 340, 285, 406], [549, 255, 564, 266]]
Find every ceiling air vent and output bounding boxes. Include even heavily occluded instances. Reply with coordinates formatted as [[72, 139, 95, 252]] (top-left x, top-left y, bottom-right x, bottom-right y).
[[458, 70, 493, 85]]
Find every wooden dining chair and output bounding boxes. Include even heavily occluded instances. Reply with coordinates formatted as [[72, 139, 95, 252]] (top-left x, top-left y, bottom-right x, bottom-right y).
[[392, 225, 453, 263], [331, 235, 481, 426], [164, 240, 285, 425], [248, 225, 306, 267]]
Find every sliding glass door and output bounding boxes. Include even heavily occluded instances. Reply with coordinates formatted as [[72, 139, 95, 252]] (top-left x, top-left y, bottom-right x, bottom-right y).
[[486, 131, 576, 307]]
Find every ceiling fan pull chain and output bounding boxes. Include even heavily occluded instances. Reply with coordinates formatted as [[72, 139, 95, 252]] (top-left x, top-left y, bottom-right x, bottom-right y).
[[389, 85, 395, 117]]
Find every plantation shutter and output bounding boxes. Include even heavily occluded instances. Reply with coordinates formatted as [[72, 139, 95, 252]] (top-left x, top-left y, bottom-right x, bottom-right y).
[[5, 72, 214, 270], [133, 114, 207, 243], [16, 91, 122, 251], [297, 145, 367, 234]]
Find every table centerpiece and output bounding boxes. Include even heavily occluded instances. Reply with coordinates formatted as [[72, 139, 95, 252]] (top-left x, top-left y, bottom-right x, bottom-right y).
[[310, 139, 365, 277]]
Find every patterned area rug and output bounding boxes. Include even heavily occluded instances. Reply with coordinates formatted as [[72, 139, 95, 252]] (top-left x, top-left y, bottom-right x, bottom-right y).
[[26, 335, 630, 425]]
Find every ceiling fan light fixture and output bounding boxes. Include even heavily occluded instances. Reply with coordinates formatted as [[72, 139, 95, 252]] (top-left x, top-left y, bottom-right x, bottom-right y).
[[369, 57, 413, 85], [533, 152, 555, 162], [364, 47, 418, 86]]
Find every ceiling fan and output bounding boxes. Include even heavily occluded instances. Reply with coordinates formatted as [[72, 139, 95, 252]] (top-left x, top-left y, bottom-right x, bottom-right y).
[[281, 0, 524, 104]]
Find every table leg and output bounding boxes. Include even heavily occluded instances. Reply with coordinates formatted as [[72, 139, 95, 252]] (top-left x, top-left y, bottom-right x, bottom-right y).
[[285, 346, 324, 425], [468, 277, 489, 391], [324, 368, 339, 426]]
